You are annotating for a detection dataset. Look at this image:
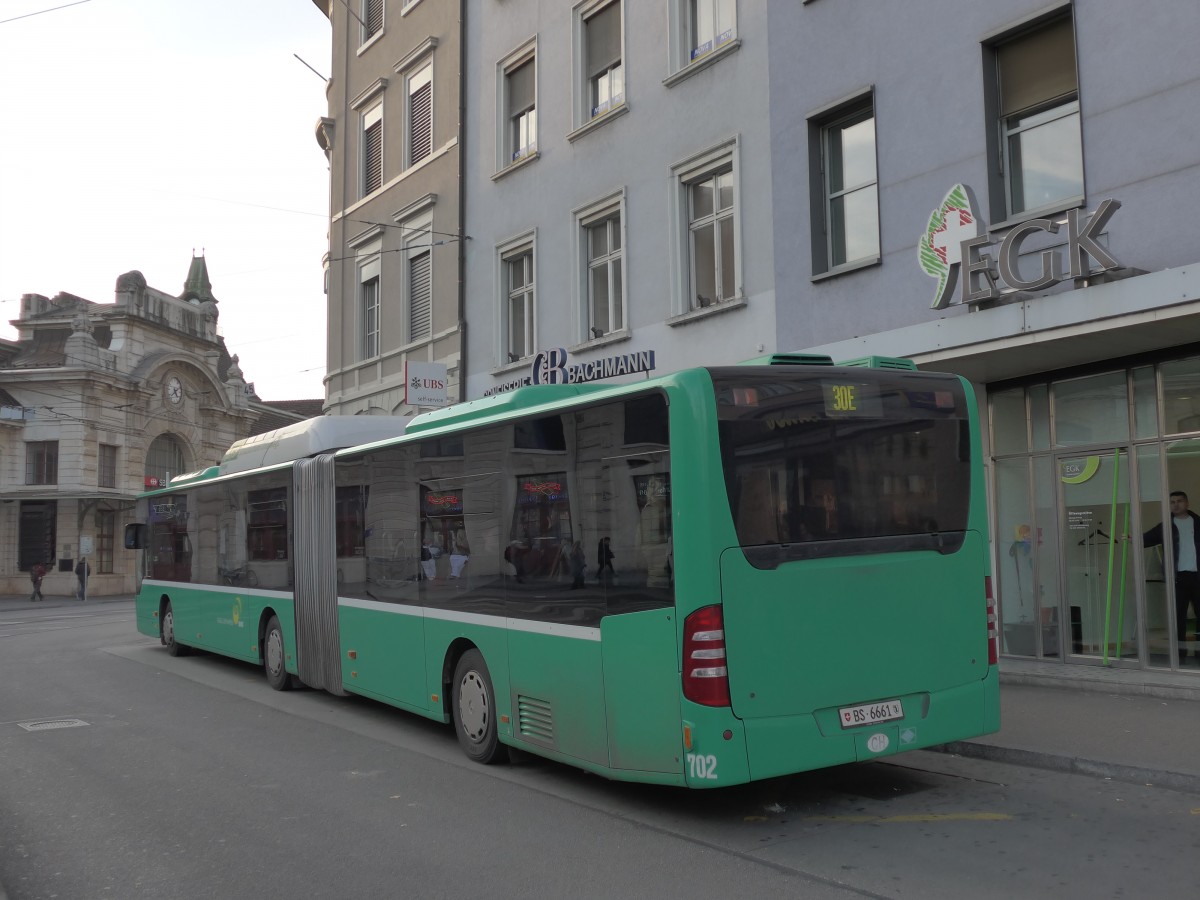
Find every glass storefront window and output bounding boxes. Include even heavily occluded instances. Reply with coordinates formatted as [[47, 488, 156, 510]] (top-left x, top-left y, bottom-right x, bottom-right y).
[[991, 388, 1028, 455], [1133, 366, 1158, 439], [995, 457, 1036, 655], [1136, 444, 1172, 667], [1160, 356, 1200, 435], [1032, 455, 1061, 656], [1053, 371, 1129, 447], [1029, 384, 1050, 450]]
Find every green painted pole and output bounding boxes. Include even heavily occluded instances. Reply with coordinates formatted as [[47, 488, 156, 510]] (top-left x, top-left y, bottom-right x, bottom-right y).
[[1101, 452, 1120, 666]]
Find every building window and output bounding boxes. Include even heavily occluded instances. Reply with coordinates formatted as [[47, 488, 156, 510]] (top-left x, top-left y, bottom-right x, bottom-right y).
[[407, 63, 433, 167], [687, 0, 736, 62], [500, 239, 535, 363], [19, 500, 56, 572], [671, 140, 740, 315], [25, 441, 58, 485], [362, 275, 381, 359], [575, 1, 624, 126], [575, 193, 625, 340], [99, 443, 118, 489], [988, 12, 1083, 220], [809, 95, 879, 274], [96, 508, 115, 574], [500, 48, 537, 167], [361, 102, 383, 197], [361, 0, 383, 44], [408, 245, 432, 343], [145, 434, 186, 488]]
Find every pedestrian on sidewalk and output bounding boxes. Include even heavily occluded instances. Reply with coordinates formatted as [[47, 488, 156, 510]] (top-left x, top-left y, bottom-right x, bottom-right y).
[[29, 561, 47, 602], [75, 557, 91, 601], [1143, 490, 1200, 664]]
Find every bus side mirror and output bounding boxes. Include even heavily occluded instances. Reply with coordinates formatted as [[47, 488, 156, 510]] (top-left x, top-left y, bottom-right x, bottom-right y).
[[124, 523, 147, 550]]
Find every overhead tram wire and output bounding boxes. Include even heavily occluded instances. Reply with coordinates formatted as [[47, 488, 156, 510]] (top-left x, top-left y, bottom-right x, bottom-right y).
[[0, 0, 94, 26]]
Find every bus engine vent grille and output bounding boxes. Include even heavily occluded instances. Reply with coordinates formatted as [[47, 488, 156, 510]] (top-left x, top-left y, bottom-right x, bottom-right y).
[[517, 695, 555, 745]]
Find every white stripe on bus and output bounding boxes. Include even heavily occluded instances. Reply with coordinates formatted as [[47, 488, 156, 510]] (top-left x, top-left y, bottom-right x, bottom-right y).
[[337, 595, 601, 642]]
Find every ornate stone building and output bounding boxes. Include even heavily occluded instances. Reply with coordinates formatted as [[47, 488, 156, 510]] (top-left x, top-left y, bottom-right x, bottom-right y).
[[0, 256, 319, 597]]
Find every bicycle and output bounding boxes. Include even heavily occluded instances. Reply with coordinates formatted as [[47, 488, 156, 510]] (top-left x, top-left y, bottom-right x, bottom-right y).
[[219, 565, 259, 587]]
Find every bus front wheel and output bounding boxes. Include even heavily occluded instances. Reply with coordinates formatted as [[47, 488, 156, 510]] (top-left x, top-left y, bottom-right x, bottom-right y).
[[162, 601, 189, 657], [452, 649, 500, 763], [263, 615, 292, 692]]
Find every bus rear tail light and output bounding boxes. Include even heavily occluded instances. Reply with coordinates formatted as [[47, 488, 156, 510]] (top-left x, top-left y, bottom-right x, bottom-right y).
[[683, 605, 731, 707], [985, 576, 999, 666]]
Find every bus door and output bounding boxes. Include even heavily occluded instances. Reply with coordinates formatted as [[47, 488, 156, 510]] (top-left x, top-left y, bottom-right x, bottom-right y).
[[504, 472, 611, 768]]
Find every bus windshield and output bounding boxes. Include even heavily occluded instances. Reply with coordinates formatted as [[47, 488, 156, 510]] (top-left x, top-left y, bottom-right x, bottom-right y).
[[711, 369, 972, 561]]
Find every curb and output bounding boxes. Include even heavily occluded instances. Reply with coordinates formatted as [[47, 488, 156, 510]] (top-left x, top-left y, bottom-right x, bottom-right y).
[[935, 740, 1200, 795]]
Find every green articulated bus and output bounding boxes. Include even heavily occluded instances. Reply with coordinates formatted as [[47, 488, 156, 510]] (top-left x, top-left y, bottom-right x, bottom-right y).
[[128, 356, 999, 788]]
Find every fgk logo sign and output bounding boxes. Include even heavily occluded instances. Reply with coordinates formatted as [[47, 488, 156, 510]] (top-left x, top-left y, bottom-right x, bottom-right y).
[[919, 184, 1122, 310]]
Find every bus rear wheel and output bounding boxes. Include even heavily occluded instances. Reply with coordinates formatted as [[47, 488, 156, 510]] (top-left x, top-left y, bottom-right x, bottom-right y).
[[263, 615, 291, 692], [162, 601, 189, 657], [453, 649, 500, 763]]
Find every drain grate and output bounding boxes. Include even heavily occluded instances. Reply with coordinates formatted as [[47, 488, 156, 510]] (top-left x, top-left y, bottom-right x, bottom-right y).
[[18, 718, 89, 732]]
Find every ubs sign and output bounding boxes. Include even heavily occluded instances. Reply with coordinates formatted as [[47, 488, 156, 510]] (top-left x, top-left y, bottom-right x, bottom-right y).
[[919, 184, 1122, 309]]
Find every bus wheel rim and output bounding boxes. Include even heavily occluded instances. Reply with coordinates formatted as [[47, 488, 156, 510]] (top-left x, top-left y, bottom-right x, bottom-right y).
[[163, 611, 174, 643], [266, 629, 284, 676], [458, 671, 489, 742]]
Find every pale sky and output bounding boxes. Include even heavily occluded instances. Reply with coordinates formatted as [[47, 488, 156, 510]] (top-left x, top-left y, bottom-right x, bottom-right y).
[[0, 0, 332, 400]]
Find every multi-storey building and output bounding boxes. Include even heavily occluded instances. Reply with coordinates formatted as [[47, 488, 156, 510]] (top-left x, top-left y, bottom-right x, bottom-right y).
[[315, 1, 1200, 677], [767, 0, 1200, 677], [463, 0, 773, 399], [312, 0, 465, 415], [0, 256, 319, 597]]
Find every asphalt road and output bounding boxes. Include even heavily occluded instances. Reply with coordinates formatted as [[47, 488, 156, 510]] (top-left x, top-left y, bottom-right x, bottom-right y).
[[1, 601, 1196, 899]]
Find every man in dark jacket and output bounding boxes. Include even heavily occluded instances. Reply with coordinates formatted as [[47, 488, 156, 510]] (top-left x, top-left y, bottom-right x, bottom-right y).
[[1143, 491, 1200, 664]]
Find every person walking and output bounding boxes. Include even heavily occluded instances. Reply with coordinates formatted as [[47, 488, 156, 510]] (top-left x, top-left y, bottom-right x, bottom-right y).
[[75, 557, 91, 601], [29, 561, 46, 602], [1143, 490, 1200, 664]]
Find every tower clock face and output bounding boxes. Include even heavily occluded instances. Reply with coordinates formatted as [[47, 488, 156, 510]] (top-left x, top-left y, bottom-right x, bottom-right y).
[[166, 376, 184, 405]]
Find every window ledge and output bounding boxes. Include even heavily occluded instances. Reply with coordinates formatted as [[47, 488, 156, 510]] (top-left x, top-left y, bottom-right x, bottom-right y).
[[491, 151, 541, 182], [810, 256, 880, 283], [357, 31, 384, 57], [663, 38, 742, 89], [666, 296, 747, 327], [568, 329, 631, 353], [988, 196, 1085, 233], [567, 103, 629, 143], [491, 357, 532, 376]]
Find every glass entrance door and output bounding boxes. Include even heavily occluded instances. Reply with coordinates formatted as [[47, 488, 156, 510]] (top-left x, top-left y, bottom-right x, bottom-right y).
[[1059, 450, 1141, 663]]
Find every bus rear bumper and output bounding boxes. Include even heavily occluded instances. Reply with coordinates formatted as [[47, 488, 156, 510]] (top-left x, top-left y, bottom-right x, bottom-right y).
[[742, 671, 1001, 782]]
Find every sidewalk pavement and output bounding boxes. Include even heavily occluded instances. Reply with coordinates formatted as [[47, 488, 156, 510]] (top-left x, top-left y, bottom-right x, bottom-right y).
[[3, 593, 1199, 794]]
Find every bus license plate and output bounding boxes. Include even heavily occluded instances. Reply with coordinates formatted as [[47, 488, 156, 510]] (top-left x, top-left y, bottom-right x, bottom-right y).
[[839, 699, 904, 729]]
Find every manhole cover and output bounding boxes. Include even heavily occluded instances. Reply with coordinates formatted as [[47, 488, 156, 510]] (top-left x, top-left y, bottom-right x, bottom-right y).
[[18, 718, 89, 732]]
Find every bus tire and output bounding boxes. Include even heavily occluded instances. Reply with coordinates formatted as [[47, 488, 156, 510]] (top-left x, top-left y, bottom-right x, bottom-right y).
[[452, 649, 500, 764], [263, 615, 292, 692], [162, 601, 190, 657]]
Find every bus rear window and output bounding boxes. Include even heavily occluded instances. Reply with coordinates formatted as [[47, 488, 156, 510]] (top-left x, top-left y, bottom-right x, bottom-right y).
[[712, 370, 972, 556]]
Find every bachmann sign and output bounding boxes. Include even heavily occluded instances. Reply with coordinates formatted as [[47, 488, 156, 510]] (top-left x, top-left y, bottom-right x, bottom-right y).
[[484, 347, 657, 397], [919, 184, 1122, 309]]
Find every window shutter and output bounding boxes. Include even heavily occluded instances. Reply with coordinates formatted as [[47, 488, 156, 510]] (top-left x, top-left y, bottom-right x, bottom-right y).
[[998, 17, 1077, 117], [409, 66, 433, 164], [363, 116, 382, 195], [586, 3, 621, 78], [364, 0, 383, 39], [508, 59, 535, 116], [408, 250, 432, 341]]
